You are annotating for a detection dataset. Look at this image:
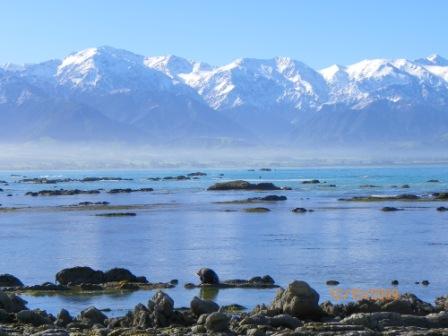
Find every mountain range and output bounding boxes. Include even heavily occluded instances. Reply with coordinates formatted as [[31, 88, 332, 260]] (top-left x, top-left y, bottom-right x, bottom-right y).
[[1, 46, 448, 150]]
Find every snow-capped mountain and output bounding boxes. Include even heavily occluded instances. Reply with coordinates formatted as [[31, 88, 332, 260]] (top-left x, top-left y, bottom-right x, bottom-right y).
[[1, 46, 448, 148], [320, 58, 448, 108]]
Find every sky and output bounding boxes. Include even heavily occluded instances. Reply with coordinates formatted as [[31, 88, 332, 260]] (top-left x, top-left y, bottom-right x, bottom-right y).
[[0, 0, 447, 69]]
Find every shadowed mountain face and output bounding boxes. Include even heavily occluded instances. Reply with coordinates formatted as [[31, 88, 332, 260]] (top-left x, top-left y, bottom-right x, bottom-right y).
[[1, 46, 448, 149]]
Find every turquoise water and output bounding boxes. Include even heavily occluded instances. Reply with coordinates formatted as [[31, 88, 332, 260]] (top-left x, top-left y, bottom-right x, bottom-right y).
[[0, 166, 447, 316]]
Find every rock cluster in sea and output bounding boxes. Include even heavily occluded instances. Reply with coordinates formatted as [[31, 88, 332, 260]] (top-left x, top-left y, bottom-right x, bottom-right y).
[[1, 268, 448, 335]]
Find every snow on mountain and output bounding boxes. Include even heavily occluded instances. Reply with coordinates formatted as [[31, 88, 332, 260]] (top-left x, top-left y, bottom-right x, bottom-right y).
[[415, 54, 448, 82], [320, 58, 448, 107], [415, 54, 448, 66], [144, 55, 212, 81], [56, 46, 174, 92], [171, 57, 328, 111], [1, 47, 448, 148]]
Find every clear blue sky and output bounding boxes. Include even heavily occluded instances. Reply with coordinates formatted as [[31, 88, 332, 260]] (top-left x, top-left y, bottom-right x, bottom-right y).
[[1, 0, 447, 69]]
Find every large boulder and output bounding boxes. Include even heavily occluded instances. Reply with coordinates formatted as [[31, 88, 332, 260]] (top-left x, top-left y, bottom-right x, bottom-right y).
[[16, 309, 53, 326], [207, 180, 281, 191], [0, 274, 24, 287], [271, 281, 321, 318], [103, 268, 147, 283], [190, 296, 219, 316], [55, 308, 73, 327], [55, 266, 104, 285], [197, 268, 220, 284], [205, 312, 230, 332], [381, 293, 434, 315], [151, 291, 174, 317], [78, 306, 107, 325], [0, 291, 28, 313]]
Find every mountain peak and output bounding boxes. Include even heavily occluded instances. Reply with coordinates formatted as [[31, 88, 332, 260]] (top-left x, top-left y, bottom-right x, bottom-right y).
[[415, 54, 448, 66]]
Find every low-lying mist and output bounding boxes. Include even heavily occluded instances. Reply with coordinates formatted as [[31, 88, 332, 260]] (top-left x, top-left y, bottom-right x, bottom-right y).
[[0, 141, 447, 170]]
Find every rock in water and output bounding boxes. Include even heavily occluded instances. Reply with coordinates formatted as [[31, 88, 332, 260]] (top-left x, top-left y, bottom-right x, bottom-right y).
[[190, 296, 219, 316], [207, 180, 281, 191], [0, 274, 24, 287], [56, 266, 104, 285], [271, 280, 321, 318], [103, 268, 147, 283], [197, 268, 220, 284]]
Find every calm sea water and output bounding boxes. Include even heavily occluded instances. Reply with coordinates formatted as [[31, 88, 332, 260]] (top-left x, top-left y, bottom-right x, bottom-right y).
[[0, 166, 447, 316]]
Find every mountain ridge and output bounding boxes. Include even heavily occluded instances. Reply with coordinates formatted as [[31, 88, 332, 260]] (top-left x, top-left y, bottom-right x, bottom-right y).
[[1, 46, 448, 149]]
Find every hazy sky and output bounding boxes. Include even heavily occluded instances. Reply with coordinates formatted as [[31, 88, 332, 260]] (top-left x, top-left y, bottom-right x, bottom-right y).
[[1, 0, 447, 68]]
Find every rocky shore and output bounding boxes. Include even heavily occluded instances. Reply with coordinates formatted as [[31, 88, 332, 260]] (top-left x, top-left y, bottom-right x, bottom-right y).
[[1, 268, 448, 335]]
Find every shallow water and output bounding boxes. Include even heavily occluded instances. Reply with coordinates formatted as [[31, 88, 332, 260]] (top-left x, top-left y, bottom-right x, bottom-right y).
[[0, 166, 448, 316]]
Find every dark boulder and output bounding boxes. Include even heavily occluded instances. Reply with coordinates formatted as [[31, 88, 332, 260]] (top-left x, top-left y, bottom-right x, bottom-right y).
[[197, 268, 220, 284], [271, 281, 321, 319], [78, 306, 107, 325], [190, 296, 219, 316], [17, 309, 54, 326], [207, 180, 281, 191], [248, 195, 287, 201], [205, 312, 230, 332], [55, 266, 104, 285], [104, 268, 147, 283], [55, 308, 73, 327], [187, 172, 207, 177], [292, 207, 312, 213], [244, 207, 271, 213], [382, 206, 402, 212], [302, 179, 320, 184], [0, 274, 23, 287], [0, 291, 28, 313]]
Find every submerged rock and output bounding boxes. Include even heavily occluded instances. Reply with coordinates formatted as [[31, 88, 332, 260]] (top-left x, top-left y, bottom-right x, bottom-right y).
[[244, 207, 271, 213], [108, 188, 153, 194], [326, 280, 339, 286], [248, 195, 287, 201], [302, 179, 320, 184], [187, 172, 207, 177], [382, 206, 403, 211], [95, 212, 137, 217], [207, 180, 281, 191], [292, 207, 313, 213], [26, 189, 100, 196], [163, 175, 191, 180]]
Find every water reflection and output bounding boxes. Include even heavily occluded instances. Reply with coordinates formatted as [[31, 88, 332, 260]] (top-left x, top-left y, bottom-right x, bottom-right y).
[[199, 287, 219, 301]]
